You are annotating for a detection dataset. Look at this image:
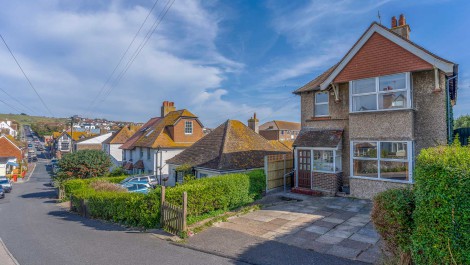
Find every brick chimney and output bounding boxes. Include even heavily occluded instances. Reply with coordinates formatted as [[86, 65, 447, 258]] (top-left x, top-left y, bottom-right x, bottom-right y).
[[248, 113, 259, 133], [161, 101, 176, 117], [391, 14, 410, 40]]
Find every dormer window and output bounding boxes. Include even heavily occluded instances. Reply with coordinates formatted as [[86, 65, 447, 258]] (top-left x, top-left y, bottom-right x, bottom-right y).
[[314, 91, 329, 117], [184, 121, 193, 134], [350, 73, 410, 112]]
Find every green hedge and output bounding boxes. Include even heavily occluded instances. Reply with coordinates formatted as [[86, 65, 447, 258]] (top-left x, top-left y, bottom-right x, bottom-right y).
[[412, 144, 470, 264], [371, 188, 414, 263], [63, 176, 127, 198], [68, 170, 265, 229], [165, 170, 265, 217]]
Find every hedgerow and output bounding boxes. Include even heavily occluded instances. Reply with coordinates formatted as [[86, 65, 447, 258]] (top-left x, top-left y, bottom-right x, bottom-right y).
[[63, 176, 127, 198]]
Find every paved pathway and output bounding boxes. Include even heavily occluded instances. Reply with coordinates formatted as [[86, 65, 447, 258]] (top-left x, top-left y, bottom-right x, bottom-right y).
[[186, 193, 382, 264]]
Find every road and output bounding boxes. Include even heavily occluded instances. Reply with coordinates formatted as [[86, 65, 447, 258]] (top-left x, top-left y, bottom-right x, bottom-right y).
[[0, 160, 245, 265]]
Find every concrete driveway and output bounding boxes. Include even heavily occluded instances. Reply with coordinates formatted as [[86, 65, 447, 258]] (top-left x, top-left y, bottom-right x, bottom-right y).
[[185, 193, 382, 264]]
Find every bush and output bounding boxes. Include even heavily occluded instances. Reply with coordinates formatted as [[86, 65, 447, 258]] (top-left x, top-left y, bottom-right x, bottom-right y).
[[371, 188, 415, 264], [412, 144, 470, 264], [90, 180, 126, 193], [57, 150, 112, 181], [63, 176, 127, 198], [165, 170, 265, 217], [108, 167, 129, 177]]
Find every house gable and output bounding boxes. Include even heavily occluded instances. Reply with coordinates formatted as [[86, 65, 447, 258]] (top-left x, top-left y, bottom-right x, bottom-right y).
[[334, 32, 432, 83]]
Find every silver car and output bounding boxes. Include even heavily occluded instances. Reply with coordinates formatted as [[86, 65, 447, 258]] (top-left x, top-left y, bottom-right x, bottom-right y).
[[0, 178, 12, 193]]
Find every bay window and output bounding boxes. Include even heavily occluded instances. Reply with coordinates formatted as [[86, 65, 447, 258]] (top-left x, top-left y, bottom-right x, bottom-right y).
[[350, 73, 410, 112], [315, 91, 329, 117], [351, 141, 412, 182]]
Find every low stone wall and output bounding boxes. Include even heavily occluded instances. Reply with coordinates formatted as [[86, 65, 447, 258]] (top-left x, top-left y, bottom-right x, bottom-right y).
[[313, 172, 342, 195], [350, 177, 412, 199]]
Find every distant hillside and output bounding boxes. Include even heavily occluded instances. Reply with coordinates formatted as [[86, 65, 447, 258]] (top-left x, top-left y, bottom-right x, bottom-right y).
[[0, 113, 68, 125]]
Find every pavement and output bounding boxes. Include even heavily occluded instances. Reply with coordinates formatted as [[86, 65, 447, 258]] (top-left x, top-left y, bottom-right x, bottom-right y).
[[184, 193, 382, 264], [0, 160, 247, 265], [0, 238, 19, 265]]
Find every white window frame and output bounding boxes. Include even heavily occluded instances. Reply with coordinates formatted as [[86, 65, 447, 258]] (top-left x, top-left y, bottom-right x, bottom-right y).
[[349, 72, 411, 113], [314, 91, 329, 117], [184, 121, 193, 135], [350, 140, 413, 183], [295, 147, 342, 174]]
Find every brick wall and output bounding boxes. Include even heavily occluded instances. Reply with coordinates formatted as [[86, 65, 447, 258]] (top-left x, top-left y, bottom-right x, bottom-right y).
[[259, 130, 279, 140], [171, 118, 204, 143], [335, 33, 433, 83], [312, 172, 342, 195]]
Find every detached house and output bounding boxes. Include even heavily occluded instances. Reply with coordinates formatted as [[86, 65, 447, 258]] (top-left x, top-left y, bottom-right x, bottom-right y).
[[0, 135, 25, 176], [52, 131, 96, 158], [0, 120, 19, 137], [120, 101, 204, 183], [167, 120, 291, 183], [292, 15, 458, 199]]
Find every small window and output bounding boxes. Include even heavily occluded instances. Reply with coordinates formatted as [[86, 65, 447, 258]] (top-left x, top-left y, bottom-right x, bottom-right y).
[[185, 121, 193, 134], [315, 91, 329, 117]]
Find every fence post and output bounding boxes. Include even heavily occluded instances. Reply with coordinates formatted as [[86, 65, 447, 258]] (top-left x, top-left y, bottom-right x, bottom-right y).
[[182, 191, 187, 232], [160, 186, 165, 226], [283, 154, 286, 193], [264, 155, 268, 193]]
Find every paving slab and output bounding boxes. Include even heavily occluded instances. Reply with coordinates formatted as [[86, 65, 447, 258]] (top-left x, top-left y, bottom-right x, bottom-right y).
[[315, 234, 344, 244], [350, 233, 380, 244], [304, 225, 330, 234], [326, 245, 362, 259], [338, 238, 372, 251]]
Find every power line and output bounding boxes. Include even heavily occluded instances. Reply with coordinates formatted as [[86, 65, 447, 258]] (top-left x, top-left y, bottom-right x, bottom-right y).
[[94, 0, 175, 108], [83, 0, 162, 117], [0, 33, 54, 117], [0, 86, 38, 115], [0, 97, 23, 113]]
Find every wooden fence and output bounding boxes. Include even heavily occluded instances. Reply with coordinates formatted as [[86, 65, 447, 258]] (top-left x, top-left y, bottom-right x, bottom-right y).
[[160, 186, 187, 235], [264, 153, 294, 192], [69, 195, 89, 217]]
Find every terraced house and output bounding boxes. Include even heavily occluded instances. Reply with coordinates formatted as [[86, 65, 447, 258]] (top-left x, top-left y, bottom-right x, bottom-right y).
[[292, 15, 458, 199], [120, 101, 204, 185]]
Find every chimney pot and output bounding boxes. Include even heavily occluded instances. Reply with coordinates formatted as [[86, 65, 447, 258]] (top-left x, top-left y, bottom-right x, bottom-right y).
[[248, 112, 259, 133], [398, 14, 406, 26], [161, 101, 176, 117], [391, 16, 397, 28]]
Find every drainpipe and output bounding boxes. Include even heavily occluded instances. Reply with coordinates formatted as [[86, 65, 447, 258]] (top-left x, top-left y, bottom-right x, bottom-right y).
[[446, 75, 458, 144]]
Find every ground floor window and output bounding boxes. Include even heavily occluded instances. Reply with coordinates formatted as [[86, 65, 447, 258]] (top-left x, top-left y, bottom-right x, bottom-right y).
[[298, 148, 342, 173], [351, 140, 412, 182]]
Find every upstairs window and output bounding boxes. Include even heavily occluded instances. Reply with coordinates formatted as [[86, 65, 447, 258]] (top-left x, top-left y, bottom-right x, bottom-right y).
[[184, 121, 193, 134], [351, 73, 410, 112], [315, 91, 329, 117]]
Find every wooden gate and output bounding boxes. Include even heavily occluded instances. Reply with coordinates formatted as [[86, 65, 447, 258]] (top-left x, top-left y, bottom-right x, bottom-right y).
[[297, 149, 311, 188], [160, 186, 187, 235]]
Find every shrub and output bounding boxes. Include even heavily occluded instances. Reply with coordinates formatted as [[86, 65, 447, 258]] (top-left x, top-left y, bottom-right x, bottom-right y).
[[165, 170, 265, 217], [412, 144, 470, 264], [63, 176, 127, 197], [90, 180, 126, 193], [371, 188, 415, 264], [57, 150, 112, 181], [108, 167, 129, 177]]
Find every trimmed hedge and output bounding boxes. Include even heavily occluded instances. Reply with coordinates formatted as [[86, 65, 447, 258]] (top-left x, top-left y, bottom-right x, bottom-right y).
[[165, 170, 265, 217], [412, 144, 470, 264], [371, 188, 414, 264], [63, 176, 127, 198], [68, 170, 266, 229]]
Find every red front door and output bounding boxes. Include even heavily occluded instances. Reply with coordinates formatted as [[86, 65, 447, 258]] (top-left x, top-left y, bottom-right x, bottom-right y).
[[297, 150, 311, 188]]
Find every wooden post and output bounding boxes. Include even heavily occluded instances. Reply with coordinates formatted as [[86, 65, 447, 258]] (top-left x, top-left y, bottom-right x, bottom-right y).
[[264, 156, 268, 193], [70, 194, 73, 211], [160, 186, 165, 226], [182, 191, 187, 232]]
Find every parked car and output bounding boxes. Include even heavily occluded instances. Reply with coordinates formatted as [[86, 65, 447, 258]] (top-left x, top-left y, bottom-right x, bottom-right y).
[[0, 178, 12, 193], [120, 175, 157, 185], [122, 182, 152, 194], [0, 185, 4, 199]]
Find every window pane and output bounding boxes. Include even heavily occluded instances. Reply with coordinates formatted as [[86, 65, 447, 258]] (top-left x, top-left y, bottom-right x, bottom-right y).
[[313, 150, 334, 172], [315, 92, 328, 103], [315, 104, 329, 116], [353, 159, 378, 178], [379, 91, 407, 110], [381, 142, 408, 159], [353, 95, 377, 111], [353, 142, 377, 158], [352, 78, 375, 94], [380, 161, 409, 181], [379, 73, 406, 92]]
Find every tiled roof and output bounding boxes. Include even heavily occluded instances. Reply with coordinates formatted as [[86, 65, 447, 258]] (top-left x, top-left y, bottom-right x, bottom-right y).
[[293, 22, 456, 94], [5, 135, 25, 148], [167, 120, 290, 171], [260, 120, 301, 131], [293, 128, 343, 148], [103, 125, 141, 145], [120, 109, 200, 150], [134, 160, 144, 169]]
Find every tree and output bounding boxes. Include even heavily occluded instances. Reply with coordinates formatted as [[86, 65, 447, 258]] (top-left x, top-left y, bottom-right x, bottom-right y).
[[57, 150, 112, 181], [454, 114, 470, 129]]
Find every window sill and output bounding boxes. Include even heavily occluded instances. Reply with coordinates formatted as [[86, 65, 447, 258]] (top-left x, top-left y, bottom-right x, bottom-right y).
[[349, 108, 413, 115], [350, 175, 413, 184], [308, 116, 331, 121]]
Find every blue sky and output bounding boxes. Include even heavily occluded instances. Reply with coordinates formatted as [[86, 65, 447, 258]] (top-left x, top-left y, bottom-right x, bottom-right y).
[[0, 0, 468, 127]]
